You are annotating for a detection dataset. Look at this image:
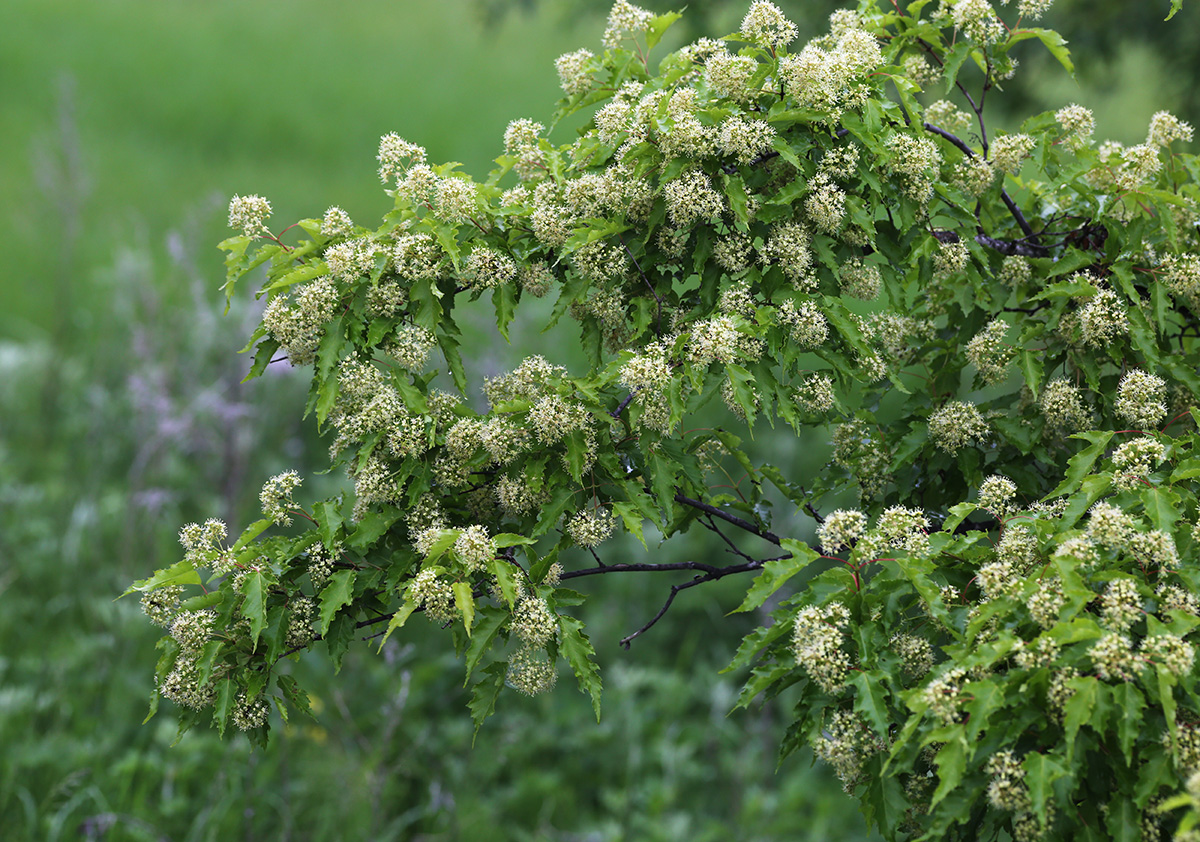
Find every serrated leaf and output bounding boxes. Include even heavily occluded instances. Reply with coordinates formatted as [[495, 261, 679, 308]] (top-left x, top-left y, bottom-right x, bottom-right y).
[[1111, 683, 1146, 765], [564, 428, 590, 484], [850, 672, 892, 738], [1048, 431, 1114, 498], [379, 599, 417, 650], [493, 284, 517, 342], [240, 570, 268, 650], [317, 569, 356, 636], [276, 675, 315, 719], [493, 533, 536, 548], [123, 559, 201, 596], [468, 662, 507, 740], [1023, 752, 1069, 824], [731, 539, 817, 613], [558, 615, 602, 721], [453, 581, 475, 637], [213, 678, 237, 737], [646, 11, 683, 48], [931, 734, 967, 806], [1167, 0, 1182, 20], [464, 607, 508, 680], [941, 501, 978, 534], [612, 501, 648, 548], [963, 679, 1004, 744], [1063, 676, 1100, 761], [1142, 486, 1181, 533], [489, 559, 519, 608]]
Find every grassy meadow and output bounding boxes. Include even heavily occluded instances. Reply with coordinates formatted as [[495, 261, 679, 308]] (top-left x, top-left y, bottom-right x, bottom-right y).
[[2, 0, 1196, 839]]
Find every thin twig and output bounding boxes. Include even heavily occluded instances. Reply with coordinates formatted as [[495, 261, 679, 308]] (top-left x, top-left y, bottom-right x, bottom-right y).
[[673, 492, 782, 546]]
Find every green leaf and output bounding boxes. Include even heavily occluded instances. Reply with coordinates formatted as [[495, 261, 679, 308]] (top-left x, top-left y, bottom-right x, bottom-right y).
[[453, 581, 475, 636], [347, 506, 401, 550], [1048, 431, 1114, 498], [213, 678, 237, 737], [1167, 0, 1183, 20], [1062, 676, 1101, 761], [558, 615, 602, 720], [240, 570, 268, 650], [611, 501, 648, 548], [276, 675, 315, 719], [963, 679, 1005, 744], [941, 501, 978, 534], [493, 284, 517, 341], [1111, 683, 1146, 765], [317, 569, 356, 636], [646, 11, 683, 49], [1016, 28, 1075, 78], [931, 734, 967, 806], [1159, 666, 1179, 752], [730, 539, 817, 613], [464, 607, 508, 680], [850, 671, 892, 738], [123, 559, 201, 596], [379, 599, 417, 650], [564, 428, 590, 484], [493, 533, 536, 548], [1106, 793, 1140, 842], [1019, 348, 1044, 399], [649, 453, 677, 528], [1023, 752, 1068, 824], [1142, 486, 1181, 533], [468, 662, 507, 740]]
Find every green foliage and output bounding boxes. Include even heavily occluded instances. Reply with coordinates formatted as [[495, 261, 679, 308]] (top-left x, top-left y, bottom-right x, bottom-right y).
[[133, 0, 1200, 838]]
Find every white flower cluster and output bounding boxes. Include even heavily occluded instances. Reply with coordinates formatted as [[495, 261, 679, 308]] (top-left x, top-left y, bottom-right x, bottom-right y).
[[1055, 104, 1095, 144], [141, 585, 185, 628], [228, 194, 272, 238], [920, 667, 967, 724], [1027, 578, 1065, 629], [602, 0, 654, 49], [990, 133, 1036, 175], [965, 319, 1013, 385], [1090, 632, 1138, 681], [321, 206, 353, 238], [555, 48, 595, 95], [978, 475, 1018, 519], [953, 156, 995, 196], [777, 299, 829, 347], [1013, 635, 1060, 670], [1100, 578, 1143, 632], [260, 470, 302, 526], [566, 508, 616, 548], [454, 525, 494, 573], [1115, 369, 1167, 430], [1144, 634, 1195, 677], [791, 602, 851, 693], [507, 647, 557, 696], [511, 595, 558, 647], [795, 372, 836, 414], [377, 133, 426, 185], [179, 518, 228, 568], [986, 750, 1031, 812], [663, 169, 725, 228], [887, 133, 942, 202], [740, 1, 797, 50], [817, 509, 868, 554], [928, 400, 989, 454], [814, 709, 884, 790], [1077, 287, 1129, 348], [1147, 110, 1194, 147], [407, 568, 457, 622], [892, 633, 935, 678], [1039, 378, 1089, 434], [780, 26, 883, 119], [761, 222, 815, 289], [1111, 437, 1167, 491]]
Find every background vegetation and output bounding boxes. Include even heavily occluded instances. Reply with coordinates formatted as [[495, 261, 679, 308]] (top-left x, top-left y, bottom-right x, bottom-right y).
[[1, 0, 1195, 839]]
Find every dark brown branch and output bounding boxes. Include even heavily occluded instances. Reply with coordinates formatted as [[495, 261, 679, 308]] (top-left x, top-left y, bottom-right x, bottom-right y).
[[611, 390, 638, 419], [673, 492, 782, 546]]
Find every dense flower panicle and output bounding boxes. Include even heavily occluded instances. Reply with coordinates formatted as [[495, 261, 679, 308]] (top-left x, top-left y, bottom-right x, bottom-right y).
[[1028, 578, 1066, 629], [352, 456, 397, 517], [503, 118, 546, 179], [324, 237, 380, 282], [925, 100, 972, 133], [893, 633, 935, 678], [495, 474, 544, 516], [814, 709, 884, 790], [602, 0, 654, 48], [286, 597, 316, 648], [484, 355, 563, 405], [517, 261, 555, 297], [1011, 0, 1055, 21], [978, 475, 1018, 519], [820, 143, 861, 180], [556, 48, 595, 95], [1055, 103, 1095, 143], [1111, 437, 1167, 490], [566, 508, 615, 548], [387, 324, 438, 372], [170, 609, 215, 655], [1147, 110, 1194, 147], [1158, 583, 1200, 617], [777, 299, 829, 347], [740, 1, 797, 49], [997, 523, 1039, 571], [528, 394, 591, 445], [795, 372, 836, 414], [1100, 578, 1144, 632], [953, 156, 996, 196], [792, 602, 852, 693], [465, 246, 518, 289], [990, 133, 1036, 175], [977, 559, 1018, 600], [307, 543, 337, 589], [159, 655, 217, 710], [705, 52, 759, 103], [999, 255, 1032, 287], [376, 133, 426, 185], [260, 470, 302, 526], [1090, 632, 1138, 681], [965, 319, 1013, 385], [434, 177, 479, 223], [1038, 378, 1089, 433], [393, 233, 442, 279], [903, 54, 939, 86], [832, 418, 890, 497], [921, 667, 967, 724], [713, 232, 753, 273], [928, 400, 989, 454], [141, 585, 185, 627], [619, 343, 673, 392], [1077, 287, 1129, 347], [321, 206, 353, 238], [507, 647, 557, 696], [875, 506, 931, 556], [1144, 634, 1195, 677], [232, 694, 270, 731], [179, 518, 228, 567], [228, 194, 272, 238], [1116, 143, 1163, 191], [801, 174, 846, 237], [454, 525, 494, 573], [1116, 369, 1168, 430], [761, 222, 815, 288], [1160, 252, 1200, 298], [1086, 501, 1135, 549], [1130, 529, 1180, 570], [817, 509, 868, 553], [511, 595, 557, 647], [950, 0, 1005, 44], [397, 163, 439, 206], [717, 115, 776, 166], [479, 417, 531, 465], [687, 315, 743, 366], [986, 750, 1032, 812], [1013, 635, 1060, 672], [886, 133, 942, 201], [933, 240, 969, 281], [663, 170, 725, 228], [407, 568, 456, 622]]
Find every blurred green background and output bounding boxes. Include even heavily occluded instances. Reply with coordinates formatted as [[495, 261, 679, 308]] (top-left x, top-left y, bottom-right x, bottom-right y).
[[1, 0, 1195, 839]]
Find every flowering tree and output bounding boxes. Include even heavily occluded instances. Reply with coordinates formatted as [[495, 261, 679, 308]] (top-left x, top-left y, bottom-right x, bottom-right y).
[[130, 0, 1200, 838]]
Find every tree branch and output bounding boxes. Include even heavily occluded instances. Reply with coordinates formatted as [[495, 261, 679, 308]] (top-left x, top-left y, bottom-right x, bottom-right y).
[[673, 492, 782, 546]]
